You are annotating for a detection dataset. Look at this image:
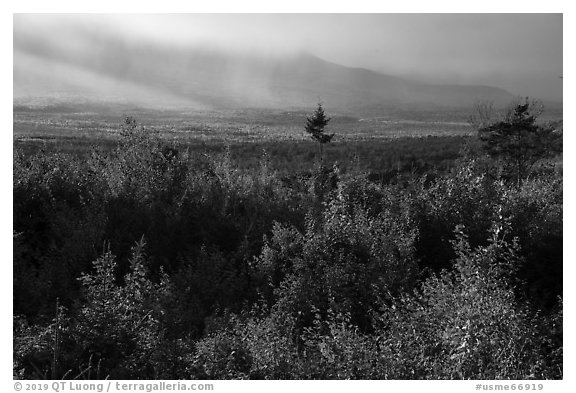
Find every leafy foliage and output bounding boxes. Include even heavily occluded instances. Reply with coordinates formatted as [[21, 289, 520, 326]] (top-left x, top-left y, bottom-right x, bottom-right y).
[[14, 112, 562, 379], [373, 226, 560, 379]]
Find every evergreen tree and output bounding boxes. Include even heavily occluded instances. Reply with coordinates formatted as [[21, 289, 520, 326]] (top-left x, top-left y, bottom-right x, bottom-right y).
[[305, 103, 334, 166], [478, 99, 562, 187]]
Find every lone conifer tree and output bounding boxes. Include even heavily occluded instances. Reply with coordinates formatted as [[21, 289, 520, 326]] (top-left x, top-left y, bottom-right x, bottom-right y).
[[478, 99, 562, 187], [305, 103, 334, 166]]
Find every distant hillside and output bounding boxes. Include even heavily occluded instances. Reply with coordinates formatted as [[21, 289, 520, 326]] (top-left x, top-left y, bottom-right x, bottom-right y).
[[14, 26, 518, 116]]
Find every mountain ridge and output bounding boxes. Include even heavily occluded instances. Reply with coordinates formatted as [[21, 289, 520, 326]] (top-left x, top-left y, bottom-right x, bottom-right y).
[[14, 28, 523, 116]]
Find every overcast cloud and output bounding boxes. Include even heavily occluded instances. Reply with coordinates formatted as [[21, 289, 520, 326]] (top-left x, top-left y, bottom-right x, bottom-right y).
[[14, 13, 563, 101]]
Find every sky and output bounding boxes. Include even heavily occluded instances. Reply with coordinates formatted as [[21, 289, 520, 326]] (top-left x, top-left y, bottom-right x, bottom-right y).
[[14, 13, 563, 101]]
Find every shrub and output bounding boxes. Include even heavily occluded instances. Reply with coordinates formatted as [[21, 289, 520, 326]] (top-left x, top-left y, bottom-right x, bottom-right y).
[[13, 115, 562, 380], [501, 177, 563, 309], [374, 226, 561, 379], [13, 240, 188, 379], [13, 151, 106, 319], [411, 159, 505, 273], [254, 176, 418, 334]]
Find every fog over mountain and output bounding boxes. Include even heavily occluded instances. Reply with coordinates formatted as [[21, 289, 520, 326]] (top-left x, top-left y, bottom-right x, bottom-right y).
[[13, 14, 562, 115]]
